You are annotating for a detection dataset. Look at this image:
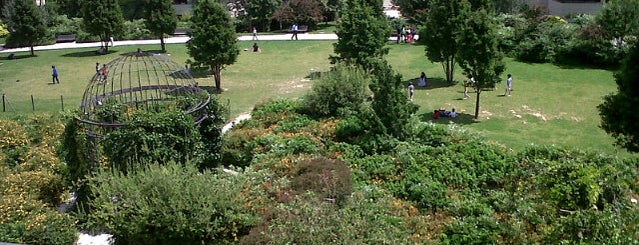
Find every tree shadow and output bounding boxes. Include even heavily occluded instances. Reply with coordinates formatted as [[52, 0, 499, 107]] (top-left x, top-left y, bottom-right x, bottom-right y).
[[62, 49, 117, 57], [188, 66, 211, 79], [0, 53, 36, 60], [406, 77, 457, 90], [418, 111, 479, 125], [199, 85, 222, 94]]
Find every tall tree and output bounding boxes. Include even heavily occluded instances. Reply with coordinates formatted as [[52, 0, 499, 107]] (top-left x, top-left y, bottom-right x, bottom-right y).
[[331, 0, 389, 69], [598, 42, 639, 153], [421, 0, 470, 84], [144, 0, 177, 53], [392, 0, 428, 24], [4, 0, 47, 56], [81, 0, 124, 52], [187, 0, 239, 91], [457, 5, 504, 119], [245, 0, 281, 31]]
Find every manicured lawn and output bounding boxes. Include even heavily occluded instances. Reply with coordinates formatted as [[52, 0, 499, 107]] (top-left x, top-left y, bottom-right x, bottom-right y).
[[0, 40, 626, 154]]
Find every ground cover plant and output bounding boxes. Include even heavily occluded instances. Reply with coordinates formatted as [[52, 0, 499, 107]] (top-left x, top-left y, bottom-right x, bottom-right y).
[[0, 40, 621, 153]]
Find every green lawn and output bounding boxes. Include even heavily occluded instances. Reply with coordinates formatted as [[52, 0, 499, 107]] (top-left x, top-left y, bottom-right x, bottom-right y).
[[0, 40, 626, 155]]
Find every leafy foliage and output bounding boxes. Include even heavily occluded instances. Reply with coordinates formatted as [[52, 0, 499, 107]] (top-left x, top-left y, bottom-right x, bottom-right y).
[[301, 64, 370, 118], [245, 0, 281, 31], [83, 162, 264, 244], [187, 0, 239, 91], [598, 42, 639, 152], [3, 0, 47, 55], [144, 0, 177, 52], [331, 0, 389, 69], [80, 0, 125, 52], [272, 0, 325, 29]]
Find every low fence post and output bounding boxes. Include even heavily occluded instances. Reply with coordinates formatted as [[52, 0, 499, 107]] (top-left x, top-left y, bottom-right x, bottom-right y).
[[31, 95, 35, 111], [2, 94, 5, 112], [61, 95, 64, 110]]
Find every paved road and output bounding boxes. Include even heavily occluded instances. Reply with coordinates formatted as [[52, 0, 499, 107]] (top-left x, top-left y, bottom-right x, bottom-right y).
[[0, 33, 341, 54]]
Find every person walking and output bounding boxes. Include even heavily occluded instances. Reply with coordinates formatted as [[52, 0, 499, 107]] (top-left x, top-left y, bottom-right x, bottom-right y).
[[252, 27, 258, 41], [51, 65, 60, 84], [408, 82, 415, 101], [291, 24, 299, 40], [504, 74, 513, 96]]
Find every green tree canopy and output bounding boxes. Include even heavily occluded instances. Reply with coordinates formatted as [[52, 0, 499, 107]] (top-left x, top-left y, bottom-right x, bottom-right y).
[[187, 0, 239, 91], [421, 0, 470, 83], [598, 42, 639, 153], [81, 0, 124, 52], [272, 0, 325, 29], [457, 5, 505, 119], [245, 0, 282, 31], [144, 0, 177, 53], [4, 0, 47, 56], [596, 0, 639, 48], [392, 0, 428, 24], [331, 0, 389, 69]]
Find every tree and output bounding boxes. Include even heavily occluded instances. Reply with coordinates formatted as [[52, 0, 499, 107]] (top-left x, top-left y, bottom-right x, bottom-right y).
[[4, 0, 47, 56], [596, 0, 639, 48], [187, 0, 239, 91], [272, 0, 325, 29], [81, 0, 124, 52], [457, 5, 505, 119], [331, 0, 389, 69], [392, 0, 428, 24], [245, 0, 281, 31], [369, 60, 417, 140], [421, 0, 470, 84], [144, 0, 177, 53], [598, 42, 639, 153]]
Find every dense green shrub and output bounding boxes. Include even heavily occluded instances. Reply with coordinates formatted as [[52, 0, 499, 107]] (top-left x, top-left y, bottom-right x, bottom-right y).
[[102, 109, 204, 172], [441, 214, 501, 245], [273, 113, 316, 133], [120, 19, 154, 40], [515, 21, 576, 63], [251, 98, 300, 127], [545, 205, 639, 244], [0, 195, 78, 245], [221, 126, 262, 167], [83, 162, 265, 244], [241, 188, 413, 244], [291, 157, 354, 204], [300, 64, 370, 118]]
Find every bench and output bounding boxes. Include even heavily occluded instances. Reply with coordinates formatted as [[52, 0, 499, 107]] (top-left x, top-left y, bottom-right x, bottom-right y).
[[56, 34, 76, 43], [174, 28, 191, 36], [288, 25, 309, 33]]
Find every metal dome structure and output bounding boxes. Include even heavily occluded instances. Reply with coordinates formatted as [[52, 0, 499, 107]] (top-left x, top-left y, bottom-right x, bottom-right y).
[[77, 51, 210, 136]]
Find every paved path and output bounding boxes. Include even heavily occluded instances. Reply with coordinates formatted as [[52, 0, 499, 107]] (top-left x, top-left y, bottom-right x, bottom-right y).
[[0, 33, 341, 54]]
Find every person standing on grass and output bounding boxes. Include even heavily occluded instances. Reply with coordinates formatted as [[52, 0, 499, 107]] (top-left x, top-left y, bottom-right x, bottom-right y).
[[51, 65, 60, 84], [408, 82, 415, 101], [252, 27, 258, 40], [504, 74, 513, 96], [96, 62, 100, 74]]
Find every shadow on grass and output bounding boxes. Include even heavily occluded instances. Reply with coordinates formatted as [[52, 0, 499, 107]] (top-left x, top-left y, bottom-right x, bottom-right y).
[[0, 53, 36, 60], [62, 49, 117, 57], [200, 85, 223, 95], [418, 111, 479, 126], [405, 77, 457, 90]]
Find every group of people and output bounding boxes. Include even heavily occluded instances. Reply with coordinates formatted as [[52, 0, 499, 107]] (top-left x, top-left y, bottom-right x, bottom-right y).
[[408, 73, 514, 120], [95, 62, 109, 83], [397, 25, 417, 44]]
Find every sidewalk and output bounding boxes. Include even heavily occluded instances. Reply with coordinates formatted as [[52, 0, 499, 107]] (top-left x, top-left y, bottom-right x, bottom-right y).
[[0, 33, 340, 54], [0, 33, 414, 54]]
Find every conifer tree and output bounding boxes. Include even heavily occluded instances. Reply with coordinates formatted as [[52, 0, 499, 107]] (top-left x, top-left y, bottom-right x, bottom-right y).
[[81, 0, 124, 52], [5, 0, 47, 56], [144, 0, 177, 53]]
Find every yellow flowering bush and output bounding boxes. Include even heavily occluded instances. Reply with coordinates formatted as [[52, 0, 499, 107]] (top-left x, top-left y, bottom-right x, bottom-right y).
[[1, 170, 65, 206], [0, 120, 30, 150]]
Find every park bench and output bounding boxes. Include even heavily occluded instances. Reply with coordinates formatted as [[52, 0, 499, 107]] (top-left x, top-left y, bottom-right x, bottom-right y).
[[56, 34, 76, 43], [174, 28, 191, 36]]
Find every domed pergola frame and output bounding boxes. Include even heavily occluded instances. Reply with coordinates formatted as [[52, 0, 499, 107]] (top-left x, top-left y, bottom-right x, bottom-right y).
[[77, 51, 210, 136]]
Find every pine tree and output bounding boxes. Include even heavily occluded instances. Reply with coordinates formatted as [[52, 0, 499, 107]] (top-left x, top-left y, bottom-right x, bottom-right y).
[[81, 0, 124, 52], [5, 0, 47, 56], [187, 0, 239, 91], [144, 0, 177, 53]]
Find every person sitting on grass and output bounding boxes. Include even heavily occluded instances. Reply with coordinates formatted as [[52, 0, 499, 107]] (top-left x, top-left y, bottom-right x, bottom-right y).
[[252, 43, 261, 52]]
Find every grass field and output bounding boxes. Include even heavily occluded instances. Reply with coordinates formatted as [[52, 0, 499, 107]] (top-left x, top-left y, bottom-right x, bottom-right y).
[[0, 40, 627, 155]]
